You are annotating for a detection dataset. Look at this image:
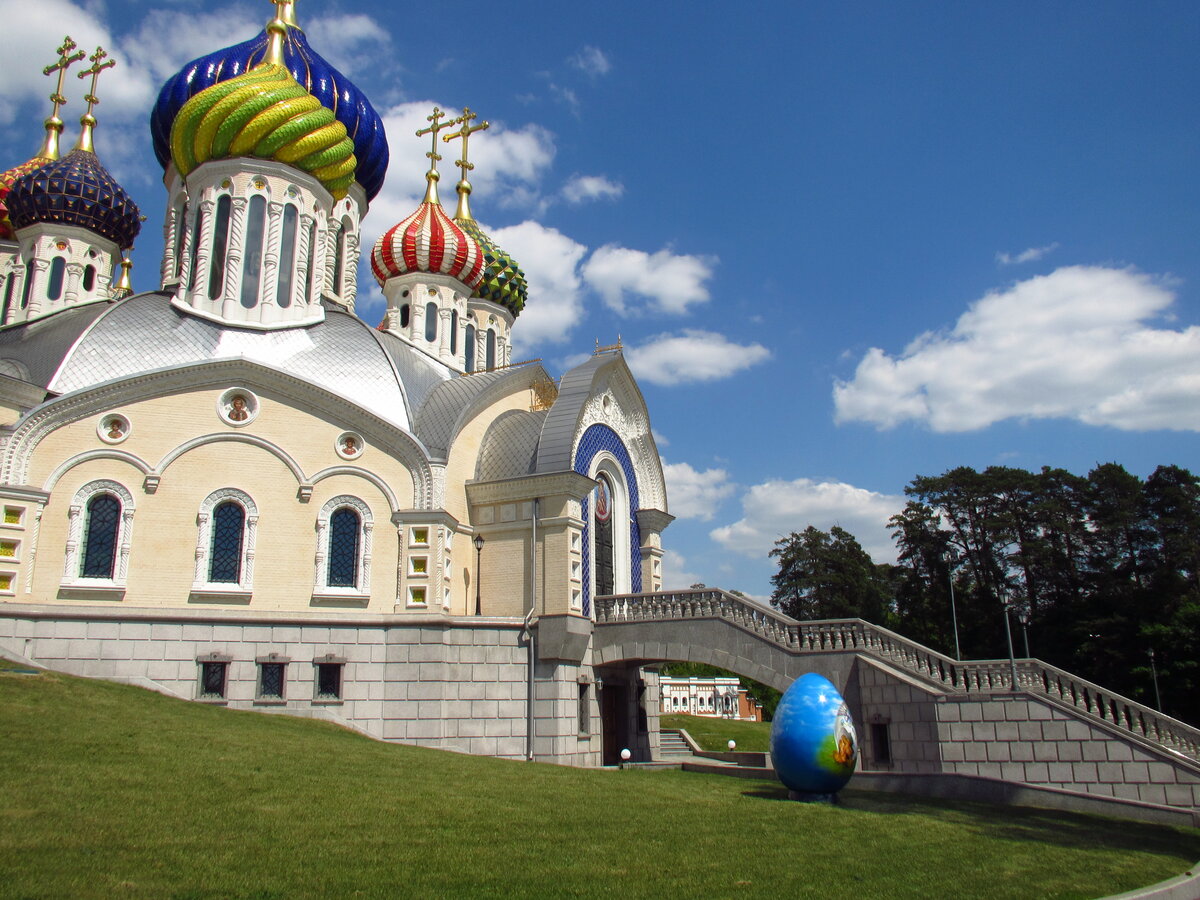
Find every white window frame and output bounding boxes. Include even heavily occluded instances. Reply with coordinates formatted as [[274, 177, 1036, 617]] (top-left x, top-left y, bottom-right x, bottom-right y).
[[61, 479, 135, 595], [588, 453, 632, 611], [191, 488, 258, 600], [312, 495, 373, 602]]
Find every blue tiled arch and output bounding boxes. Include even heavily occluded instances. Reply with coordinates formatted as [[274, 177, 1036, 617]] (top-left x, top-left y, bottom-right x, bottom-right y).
[[575, 424, 642, 615]]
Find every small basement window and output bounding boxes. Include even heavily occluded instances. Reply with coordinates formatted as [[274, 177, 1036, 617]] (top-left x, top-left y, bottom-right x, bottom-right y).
[[870, 722, 892, 765], [199, 660, 229, 700], [314, 659, 344, 701]]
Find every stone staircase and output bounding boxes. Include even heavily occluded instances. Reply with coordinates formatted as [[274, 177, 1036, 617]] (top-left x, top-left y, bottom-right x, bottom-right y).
[[659, 729, 693, 758]]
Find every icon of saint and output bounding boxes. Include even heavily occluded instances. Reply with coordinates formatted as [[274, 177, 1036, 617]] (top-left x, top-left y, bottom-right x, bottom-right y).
[[228, 395, 249, 421]]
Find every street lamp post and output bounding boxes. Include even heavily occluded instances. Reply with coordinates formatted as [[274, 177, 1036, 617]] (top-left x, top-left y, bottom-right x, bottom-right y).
[[945, 549, 961, 661], [1002, 597, 1019, 692], [473, 533, 484, 616], [1016, 608, 1030, 659], [1148, 648, 1162, 711]]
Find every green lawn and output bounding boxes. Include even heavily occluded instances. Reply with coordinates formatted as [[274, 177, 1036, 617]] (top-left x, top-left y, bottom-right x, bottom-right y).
[[1, 665, 1197, 899], [660, 713, 773, 752]]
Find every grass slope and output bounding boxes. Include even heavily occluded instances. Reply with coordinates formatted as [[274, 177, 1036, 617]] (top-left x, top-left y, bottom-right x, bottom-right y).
[[660, 713, 772, 751], [1, 665, 1197, 899]]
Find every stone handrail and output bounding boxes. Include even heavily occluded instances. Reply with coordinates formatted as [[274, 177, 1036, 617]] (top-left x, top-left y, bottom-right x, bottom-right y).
[[595, 588, 1200, 763]]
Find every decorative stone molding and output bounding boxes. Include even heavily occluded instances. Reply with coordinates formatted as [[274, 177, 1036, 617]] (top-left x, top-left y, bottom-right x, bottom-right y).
[[61, 478, 135, 591], [191, 487, 258, 596], [312, 494, 373, 600]]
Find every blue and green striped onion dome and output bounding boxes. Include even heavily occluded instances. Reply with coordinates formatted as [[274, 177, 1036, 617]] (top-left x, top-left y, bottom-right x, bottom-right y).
[[457, 218, 527, 317]]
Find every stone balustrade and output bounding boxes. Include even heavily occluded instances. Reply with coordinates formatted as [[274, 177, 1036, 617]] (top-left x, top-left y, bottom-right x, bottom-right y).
[[595, 588, 1200, 764]]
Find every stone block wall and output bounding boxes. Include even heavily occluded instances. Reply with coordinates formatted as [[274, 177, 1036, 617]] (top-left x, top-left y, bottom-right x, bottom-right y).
[[0, 604, 598, 765]]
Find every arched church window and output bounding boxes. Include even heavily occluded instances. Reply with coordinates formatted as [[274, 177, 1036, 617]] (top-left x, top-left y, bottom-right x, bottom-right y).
[[425, 301, 438, 342], [81, 493, 121, 579], [464, 324, 476, 372], [400, 304, 410, 328], [593, 473, 615, 597], [332, 222, 346, 297], [327, 507, 361, 588], [208, 500, 245, 583], [2, 274, 14, 323], [450, 310, 458, 354], [486, 328, 496, 370], [208, 194, 232, 300], [304, 219, 317, 302], [187, 204, 203, 292], [276, 204, 298, 309], [46, 258, 65, 301], [82, 265, 96, 293], [240, 194, 267, 309], [21, 259, 34, 309], [171, 195, 186, 280]]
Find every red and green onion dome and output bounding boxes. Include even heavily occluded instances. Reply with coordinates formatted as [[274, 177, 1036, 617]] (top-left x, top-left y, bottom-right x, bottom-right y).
[[6, 149, 141, 250], [457, 218, 527, 317], [170, 62, 357, 199], [150, 18, 388, 201], [371, 200, 486, 290], [0, 156, 51, 240]]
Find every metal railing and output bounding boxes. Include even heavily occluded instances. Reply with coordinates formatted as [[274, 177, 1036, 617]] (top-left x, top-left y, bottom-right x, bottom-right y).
[[595, 588, 1200, 763]]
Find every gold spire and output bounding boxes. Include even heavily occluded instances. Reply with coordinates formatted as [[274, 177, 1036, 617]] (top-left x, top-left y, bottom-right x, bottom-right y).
[[416, 106, 455, 205], [263, 0, 289, 66], [443, 107, 490, 222], [74, 47, 115, 154], [39, 37, 86, 161], [113, 253, 133, 297]]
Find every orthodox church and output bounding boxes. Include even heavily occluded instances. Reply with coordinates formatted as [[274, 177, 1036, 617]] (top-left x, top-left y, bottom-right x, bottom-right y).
[[0, 2, 672, 766]]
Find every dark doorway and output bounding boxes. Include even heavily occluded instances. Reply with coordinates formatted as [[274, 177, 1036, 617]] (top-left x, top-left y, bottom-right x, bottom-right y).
[[600, 682, 628, 766]]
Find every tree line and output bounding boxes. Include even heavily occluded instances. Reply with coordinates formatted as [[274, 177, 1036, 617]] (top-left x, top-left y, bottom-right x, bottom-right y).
[[769, 463, 1200, 726]]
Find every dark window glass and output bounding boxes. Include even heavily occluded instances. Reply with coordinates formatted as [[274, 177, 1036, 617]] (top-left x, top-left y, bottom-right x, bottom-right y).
[[46, 257, 65, 301], [82, 265, 95, 292], [327, 507, 360, 588], [277, 204, 298, 308], [172, 198, 186, 279], [486, 328, 496, 370], [209, 195, 231, 299], [449, 310, 458, 354], [316, 663, 342, 700], [332, 224, 345, 296], [464, 324, 475, 372], [259, 662, 285, 699], [578, 683, 589, 734], [208, 501, 244, 583], [21, 259, 34, 309], [81, 493, 120, 578], [241, 194, 266, 308], [200, 661, 227, 698], [425, 301, 438, 342], [188, 205, 203, 291], [870, 722, 892, 764], [304, 219, 317, 302], [594, 475, 615, 597], [399, 304, 410, 328]]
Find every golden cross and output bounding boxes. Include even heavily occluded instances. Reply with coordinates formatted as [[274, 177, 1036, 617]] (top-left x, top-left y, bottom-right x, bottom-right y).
[[75, 47, 116, 153], [416, 106, 454, 174], [442, 107, 490, 177], [39, 37, 85, 159]]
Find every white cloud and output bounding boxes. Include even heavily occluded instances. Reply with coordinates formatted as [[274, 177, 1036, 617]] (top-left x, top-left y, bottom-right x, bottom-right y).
[[624, 330, 770, 386], [562, 174, 623, 205], [491, 221, 587, 352], [569, 46, 611, 77], [581, 245, 716, 315], [660, 548, 704, 591], [834, 265, 1200, 432], [996, 242, 1060, 266], [302, 13, 390, 75], [711, 479, 904, 565], [662, 462, 735, 521]]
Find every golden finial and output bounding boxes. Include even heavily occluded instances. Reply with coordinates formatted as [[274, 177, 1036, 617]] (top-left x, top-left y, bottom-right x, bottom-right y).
[[276, 0, 299, 29], [74, 47, 115, 154], [263, 0, 290, 66], [443, 107, 490, 222], [113, 253, 133, 297], [39, 37, 86, 161], [416, 106, 455, 205]]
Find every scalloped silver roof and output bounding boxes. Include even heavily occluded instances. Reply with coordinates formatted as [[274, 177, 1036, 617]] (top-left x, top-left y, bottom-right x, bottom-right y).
[[0, 293, 435, 431]]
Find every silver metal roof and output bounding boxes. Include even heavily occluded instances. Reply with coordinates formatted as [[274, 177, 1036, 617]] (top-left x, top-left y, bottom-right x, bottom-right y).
[[475, 409, 547, 481], [28, 293, 432, 430], [0, 303, 110, 388], [413, 369, 514, 458]]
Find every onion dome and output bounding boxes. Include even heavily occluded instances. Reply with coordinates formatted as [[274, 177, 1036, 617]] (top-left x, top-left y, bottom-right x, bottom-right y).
[[0, 157, 51, 240], [457, 218, 527, 317], [6, 148, 141, 250], [150, 3, 388, 201], [170, 62, 357, 199], [371, 195, 486, 289]]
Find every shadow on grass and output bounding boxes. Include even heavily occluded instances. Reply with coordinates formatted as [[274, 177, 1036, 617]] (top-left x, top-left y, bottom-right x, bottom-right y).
[[739, 782, 1200, 860]]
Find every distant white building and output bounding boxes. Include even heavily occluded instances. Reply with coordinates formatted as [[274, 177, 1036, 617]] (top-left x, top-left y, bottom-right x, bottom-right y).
[[659, 675, 763, 721]]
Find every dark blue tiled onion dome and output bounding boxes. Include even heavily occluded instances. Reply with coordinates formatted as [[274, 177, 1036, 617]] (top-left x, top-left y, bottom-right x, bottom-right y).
[[150, 23, 389, 201], [7, 149, 142, 250]]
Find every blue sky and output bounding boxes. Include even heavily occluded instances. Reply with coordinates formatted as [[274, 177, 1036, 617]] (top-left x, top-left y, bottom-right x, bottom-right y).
[[1, 0, 1198, 598]]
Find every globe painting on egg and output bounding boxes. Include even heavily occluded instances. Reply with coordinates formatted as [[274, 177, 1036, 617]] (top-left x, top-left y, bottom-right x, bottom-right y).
[[770, 672, 859, 801]]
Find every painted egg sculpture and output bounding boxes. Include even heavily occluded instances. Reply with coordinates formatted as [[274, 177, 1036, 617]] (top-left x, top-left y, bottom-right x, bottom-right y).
[[770, 672, 858, 794]]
